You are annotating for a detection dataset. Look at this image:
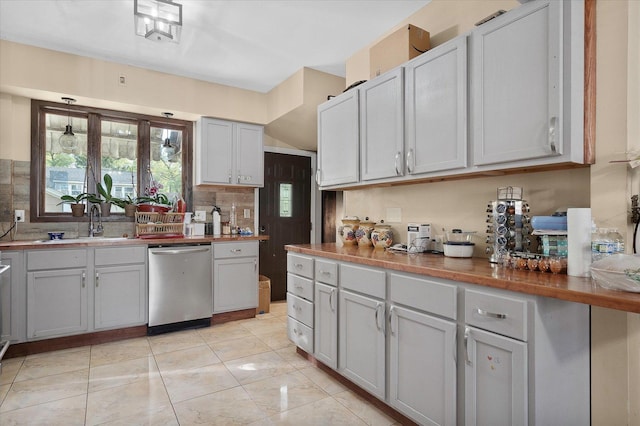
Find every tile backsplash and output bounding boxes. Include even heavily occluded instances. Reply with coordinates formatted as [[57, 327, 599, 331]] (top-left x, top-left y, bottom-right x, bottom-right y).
[[0, 159, 255, 241]]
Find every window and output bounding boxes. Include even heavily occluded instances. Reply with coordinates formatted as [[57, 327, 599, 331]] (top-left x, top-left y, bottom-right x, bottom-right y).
[[31, 99, 192, 222]]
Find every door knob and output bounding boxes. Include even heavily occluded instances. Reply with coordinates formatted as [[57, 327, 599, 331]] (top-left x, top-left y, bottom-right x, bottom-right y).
[[259, 225, 266, 233]]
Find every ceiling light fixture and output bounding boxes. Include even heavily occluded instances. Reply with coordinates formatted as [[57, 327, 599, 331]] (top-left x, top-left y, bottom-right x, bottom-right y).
[[160, 112, 176, 162], [59, 97, 78, 153], [134, 0, 182, 43]]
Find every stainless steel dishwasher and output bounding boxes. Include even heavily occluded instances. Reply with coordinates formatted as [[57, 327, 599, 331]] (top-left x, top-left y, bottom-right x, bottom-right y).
[[148, 244, 212, 334]]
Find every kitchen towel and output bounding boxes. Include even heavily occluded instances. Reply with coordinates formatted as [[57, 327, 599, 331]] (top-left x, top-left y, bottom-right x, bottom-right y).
[[567, 208, 592, 277]]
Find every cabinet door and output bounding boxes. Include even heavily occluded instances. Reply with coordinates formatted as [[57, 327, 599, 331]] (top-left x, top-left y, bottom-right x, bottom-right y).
[[1, 251, 26, 343], [196, 118, 234, 184], [360, 68, 404, 181], [406, 36, 467, 175], [389, 306, 457, 426], [213, 257, 258, 313], [27, 269, 88, 339], [235, 122, 264, 186], [464, 326, 527, 426], [314, 282, 338, 369], [471, 0, 561, 166], [317, 90, 359, 187], [338, 289, 385, 399], [94, 265, 146, 330]]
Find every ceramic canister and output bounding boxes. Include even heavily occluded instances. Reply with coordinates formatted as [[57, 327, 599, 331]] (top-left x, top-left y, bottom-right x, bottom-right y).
[[371, 223, 393, 250], [339, 217, 360, 245], [356, 220, 376, 247]]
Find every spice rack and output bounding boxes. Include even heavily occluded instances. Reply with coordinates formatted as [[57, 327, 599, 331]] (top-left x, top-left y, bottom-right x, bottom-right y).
[[135, 212, 185, 238]]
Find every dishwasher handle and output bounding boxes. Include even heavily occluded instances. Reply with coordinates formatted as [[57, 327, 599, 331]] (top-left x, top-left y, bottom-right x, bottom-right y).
[[150, 248, 211, 256]]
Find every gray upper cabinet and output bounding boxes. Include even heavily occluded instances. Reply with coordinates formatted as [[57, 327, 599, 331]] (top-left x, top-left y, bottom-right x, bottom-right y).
[[359, 67, 405, 181], [317, 89, 360, 187], [471, 0, 583, 166], [196, 118, 264, 187], [405, 35, 468, 175]]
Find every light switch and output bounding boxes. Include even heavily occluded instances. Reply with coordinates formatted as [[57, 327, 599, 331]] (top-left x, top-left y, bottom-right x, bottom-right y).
[[244, 209, 251, 219], [386, 207, 402, 223], [194, 210, 206, 221]]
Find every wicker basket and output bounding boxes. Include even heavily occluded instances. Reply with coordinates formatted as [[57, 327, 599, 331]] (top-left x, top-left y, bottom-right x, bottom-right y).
[[135, 211, 185, 238]]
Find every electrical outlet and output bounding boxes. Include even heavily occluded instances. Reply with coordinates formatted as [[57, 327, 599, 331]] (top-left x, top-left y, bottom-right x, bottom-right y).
[[194, 210, 206, 222], [15, 209, 25, 223], [244, 209, 250, 219]]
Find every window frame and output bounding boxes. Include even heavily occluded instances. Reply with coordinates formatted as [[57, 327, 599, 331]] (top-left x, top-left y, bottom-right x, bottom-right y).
[[30, 99, 193, 222]]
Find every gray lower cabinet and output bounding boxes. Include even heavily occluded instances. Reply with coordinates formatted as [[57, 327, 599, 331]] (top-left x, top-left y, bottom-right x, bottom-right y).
[[1, 251, 25, 343], [213, 242, 258, 313], [27, 268, 88, 339], [94, 246, 147, 330], [288, 251, 590, 425], [389, 272, 458, 425], [338, 263, 386, 400], [27, 249, 89, 340]]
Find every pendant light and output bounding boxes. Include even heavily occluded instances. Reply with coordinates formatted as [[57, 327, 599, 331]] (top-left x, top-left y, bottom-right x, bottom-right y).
[[59, 97, 78, 153], [160, 112, 176, 162]]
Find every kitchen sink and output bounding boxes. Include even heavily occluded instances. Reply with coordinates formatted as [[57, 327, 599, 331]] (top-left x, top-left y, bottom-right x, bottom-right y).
[[33, 237, 131, 244]]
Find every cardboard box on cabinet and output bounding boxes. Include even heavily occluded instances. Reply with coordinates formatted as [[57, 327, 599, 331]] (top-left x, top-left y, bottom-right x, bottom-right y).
[[370, 24, 430, 78]]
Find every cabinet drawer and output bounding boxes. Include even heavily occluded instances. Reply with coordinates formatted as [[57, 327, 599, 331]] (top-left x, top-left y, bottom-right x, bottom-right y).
[[315, 259, 338, 286], [340, 263, 385, 299], [390, 273, 457, 320], [287, 316, 313, 353], [27, 249, 87, 270], [95, 246, 146, 266], [287, 254, 314, 279], [213, 241, 258, 259], [465, 289, 528, 341], [287, 273, 314, 301], [287, 293, 313, 328]]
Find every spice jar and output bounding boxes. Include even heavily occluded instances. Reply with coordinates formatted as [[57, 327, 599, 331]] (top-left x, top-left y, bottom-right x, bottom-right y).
[[356, 219, 376, 247], [549, 256, 567, 274], [527, 256, 539, 272]]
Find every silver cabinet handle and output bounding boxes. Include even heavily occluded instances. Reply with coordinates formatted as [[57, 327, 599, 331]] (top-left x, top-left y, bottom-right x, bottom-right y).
[[330, 288, 336, 311], [152, 248, 210, 255], [318, 270, 331, 276], [464, 327, 472, 365], [549, 116, 557, 154], [475, 307, 507, 319], [389, 306, 395, 335], [374, 302, 384, 331], [237, 173, 241, 184], [82, 271, 86, 288], [95, 272, 99, 287], [228, 170, 232, 184], [254, 259, 257, 271], [315, 169, 321, 185], [394, 152, 402, 175], [230, 248, 242, 253], [406, 148, 414, 174], [294, 263, 304, 270]]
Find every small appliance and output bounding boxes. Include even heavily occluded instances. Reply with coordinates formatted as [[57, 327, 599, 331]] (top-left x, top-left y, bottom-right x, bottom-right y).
[[407, 223, 431, 253]]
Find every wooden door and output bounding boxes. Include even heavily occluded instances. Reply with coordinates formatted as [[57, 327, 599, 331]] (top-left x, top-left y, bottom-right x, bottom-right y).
[[259, 152, 311, 301]]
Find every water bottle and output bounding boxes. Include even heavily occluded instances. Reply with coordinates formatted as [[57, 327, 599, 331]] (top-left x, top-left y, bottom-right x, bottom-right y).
[[608, 228, 625, 254], [591, 228, 609, 261]]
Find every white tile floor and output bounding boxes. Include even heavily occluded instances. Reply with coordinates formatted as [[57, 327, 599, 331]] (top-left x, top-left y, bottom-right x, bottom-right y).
[[0, 302, 402, 425]]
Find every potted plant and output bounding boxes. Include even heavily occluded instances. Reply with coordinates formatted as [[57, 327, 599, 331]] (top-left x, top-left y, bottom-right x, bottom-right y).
[[94, 173, 116, 217], [136, 193, 172, 213], [113, 195, 138, 217], [58, 192, 92, 217]]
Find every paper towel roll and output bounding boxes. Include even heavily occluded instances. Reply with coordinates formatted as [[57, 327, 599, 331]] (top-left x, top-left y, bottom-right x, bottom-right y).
[[567, 208, 592, 277]]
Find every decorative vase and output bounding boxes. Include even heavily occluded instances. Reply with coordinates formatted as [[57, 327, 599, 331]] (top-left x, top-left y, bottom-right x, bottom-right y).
[[124, 204, 137, 217], [70, 203, 85, 217], [339, 217, 360, 245], [100, 202, 111, 217], [371, 223, 394, 250], [356, 219, 376, 247]]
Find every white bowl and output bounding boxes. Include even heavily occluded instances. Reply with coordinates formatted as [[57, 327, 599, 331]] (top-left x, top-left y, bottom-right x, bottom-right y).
[[443, 243, 474, 258]]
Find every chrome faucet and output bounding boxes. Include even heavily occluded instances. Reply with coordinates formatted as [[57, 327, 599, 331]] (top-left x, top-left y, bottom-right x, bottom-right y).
[[88, 204, 103, 237]]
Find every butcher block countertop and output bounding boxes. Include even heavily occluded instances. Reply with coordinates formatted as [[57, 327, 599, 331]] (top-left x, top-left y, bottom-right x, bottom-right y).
[[0, 234, 268, 250], [285, 243, 640, 314]]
